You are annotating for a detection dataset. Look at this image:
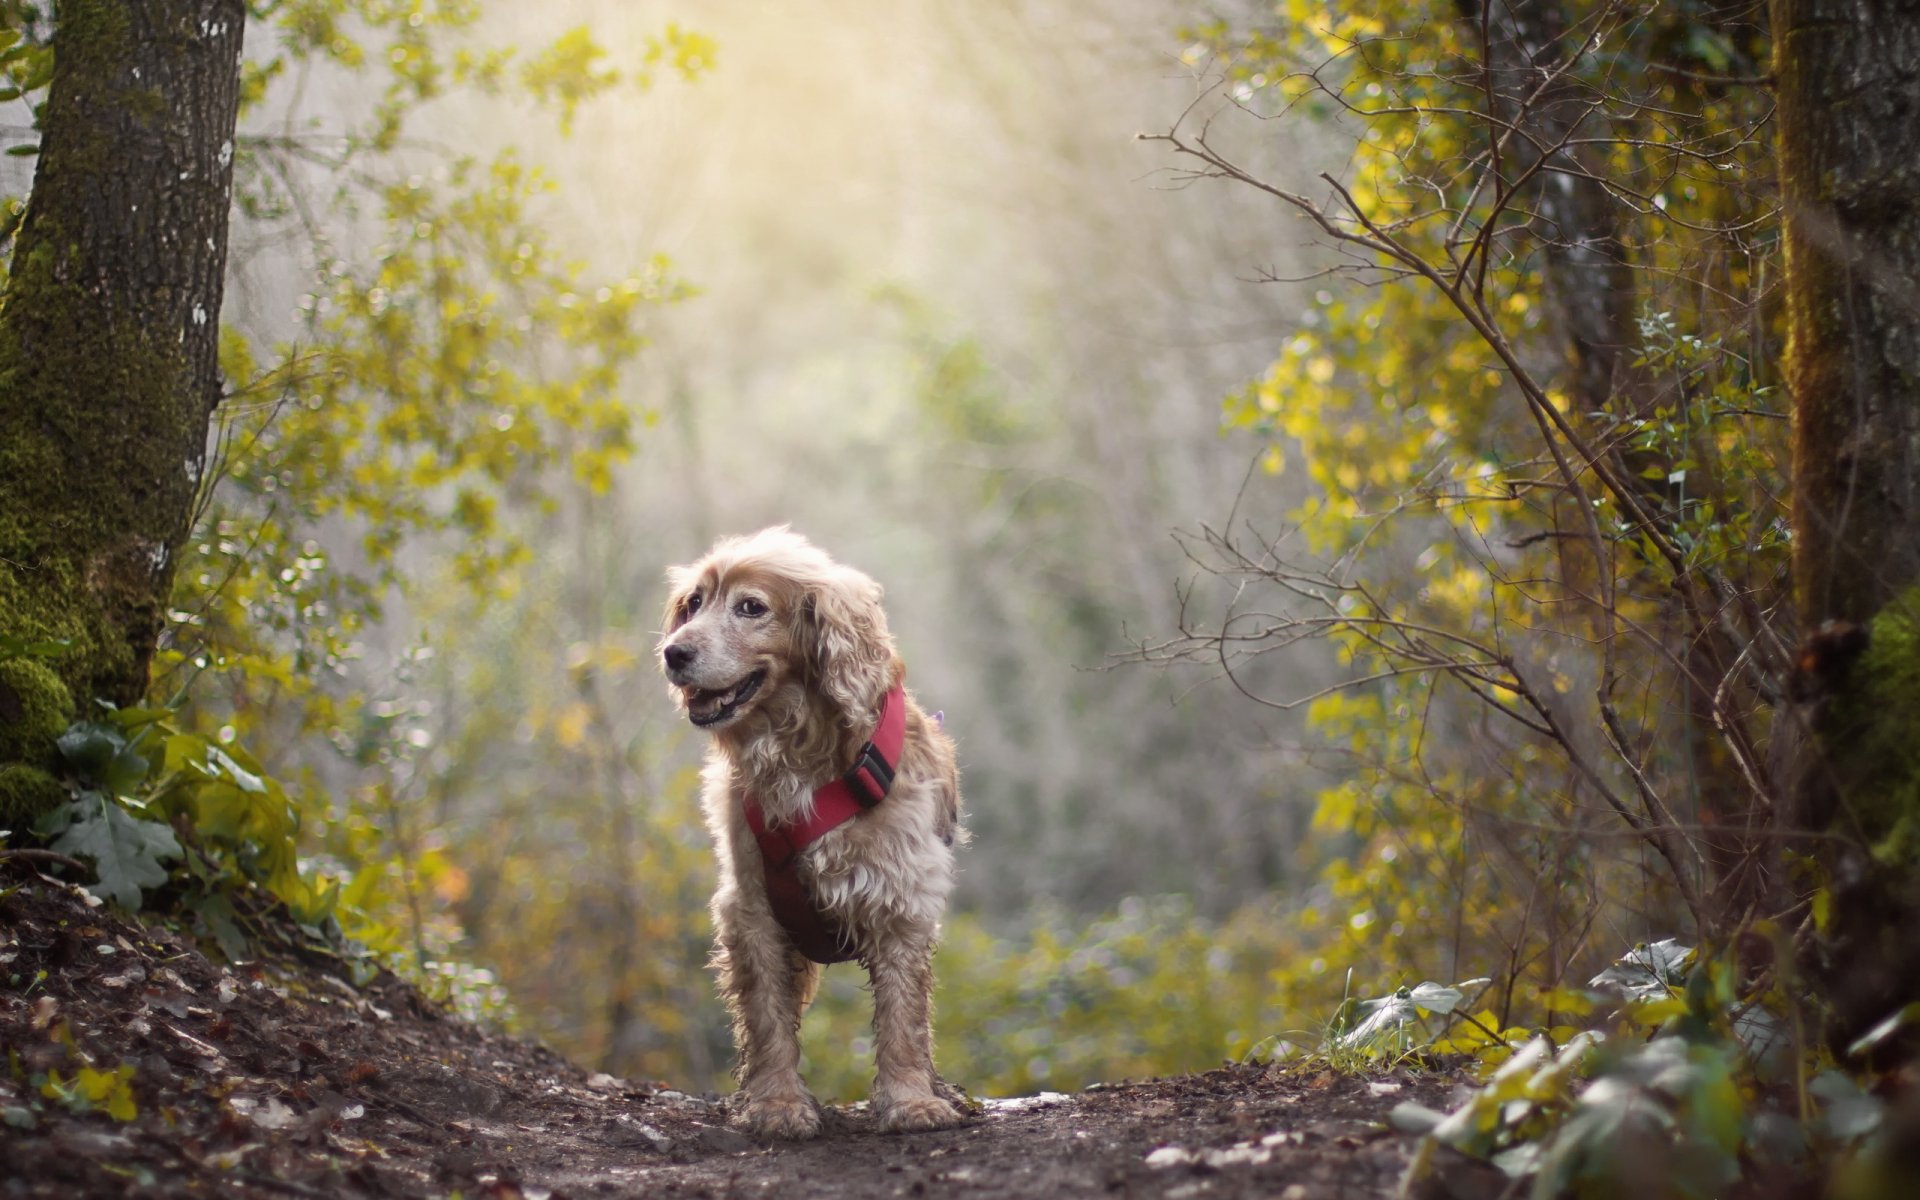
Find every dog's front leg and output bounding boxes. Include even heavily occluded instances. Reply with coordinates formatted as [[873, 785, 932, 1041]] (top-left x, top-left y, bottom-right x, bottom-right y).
[[867, 931, 965, 1132], [715, 907, 822, 1139]]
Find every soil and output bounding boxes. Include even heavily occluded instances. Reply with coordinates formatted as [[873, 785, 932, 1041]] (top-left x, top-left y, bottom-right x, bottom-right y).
[[0, 865, 1473, 1199]]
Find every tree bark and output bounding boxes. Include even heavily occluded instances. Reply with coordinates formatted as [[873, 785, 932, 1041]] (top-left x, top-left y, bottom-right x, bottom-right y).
[[0, 0, 245, 794], [1778, 2, 1920, 625], [1774, 0, 1920, 1051]]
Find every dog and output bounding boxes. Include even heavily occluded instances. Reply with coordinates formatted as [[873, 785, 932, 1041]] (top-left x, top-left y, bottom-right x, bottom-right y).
[[659, 527, 968, 1138]]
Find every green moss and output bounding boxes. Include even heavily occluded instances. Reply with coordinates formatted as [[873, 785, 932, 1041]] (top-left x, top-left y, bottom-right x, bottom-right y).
[[0, 541, 112, 715], [0, 209, 190, 708], [0, 763, 67, 827], [0, 657, 72, 764], [1830, 588, 1920, 859], [123, 84, 167, 122]]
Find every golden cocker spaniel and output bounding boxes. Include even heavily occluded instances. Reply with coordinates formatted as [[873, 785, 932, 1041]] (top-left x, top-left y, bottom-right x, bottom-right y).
[[659, 527, 967, 1138]]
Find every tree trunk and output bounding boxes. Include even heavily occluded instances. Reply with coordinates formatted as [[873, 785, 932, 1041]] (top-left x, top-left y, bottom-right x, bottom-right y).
[[1779, 5, 1920, 624], [1774, 0, 1920, 1051], [0, 0, 245, 815]]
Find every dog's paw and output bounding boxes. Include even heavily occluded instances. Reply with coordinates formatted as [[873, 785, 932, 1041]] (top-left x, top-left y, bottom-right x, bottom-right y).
[[874, 1092, 969, 1133], [736, 1094, 822, 1140]]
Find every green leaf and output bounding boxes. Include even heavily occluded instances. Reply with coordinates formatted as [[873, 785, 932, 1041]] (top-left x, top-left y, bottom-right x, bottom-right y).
[[49, 795, 181, 910], [206, 746, 267, 794], [1407, 980, 1466, 1015], [1490, 1140, 1542, 1177], [56, 719, 154, 796], [188, 780, 254, 842], [107, 705, 176, 730], [1846, 1001, 1920, 1058], [101, 746, 152, 797], [1747, 1111, 1807, 1166], [56, 721, 126, 776], [190, 892, 249, 962], [1811, 1069, 1883, 1142], [1588, 939, 1692, 1001], [1389, 1101, 1447, 1135], [31, 798, 76, 840], [1337, 990, 1419, 1050], [0, 633, 70, 661]]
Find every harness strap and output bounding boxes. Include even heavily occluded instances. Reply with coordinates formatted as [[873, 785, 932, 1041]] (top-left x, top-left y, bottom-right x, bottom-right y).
[[744, 683, 907, 964]]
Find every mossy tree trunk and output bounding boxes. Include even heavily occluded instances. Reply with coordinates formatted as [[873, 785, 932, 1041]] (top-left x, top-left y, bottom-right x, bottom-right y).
[[0, 0, 245, 806], [1773, 0, 1920, 1049]]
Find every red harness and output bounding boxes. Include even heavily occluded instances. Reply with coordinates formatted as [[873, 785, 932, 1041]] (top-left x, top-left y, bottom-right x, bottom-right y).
[[743, 684, 907, 964]]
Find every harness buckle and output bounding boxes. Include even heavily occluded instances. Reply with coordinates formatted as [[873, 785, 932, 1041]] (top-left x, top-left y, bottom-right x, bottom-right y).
[[844, 741, 895, 808]]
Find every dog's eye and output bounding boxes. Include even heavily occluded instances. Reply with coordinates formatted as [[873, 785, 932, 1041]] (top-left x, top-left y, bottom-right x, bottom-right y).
[[684, 592, 703, 617], [735, 597, 769, 618]]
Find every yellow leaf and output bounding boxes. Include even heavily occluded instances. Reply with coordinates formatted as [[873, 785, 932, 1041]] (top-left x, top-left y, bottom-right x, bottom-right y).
[[554, 701, 591, 750], [1629, 997, 1688, 1026]]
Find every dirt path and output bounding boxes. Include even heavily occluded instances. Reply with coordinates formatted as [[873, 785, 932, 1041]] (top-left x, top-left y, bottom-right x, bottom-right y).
[[462, 1063, 1459, 1200], [0, 869, 1460, 1199]]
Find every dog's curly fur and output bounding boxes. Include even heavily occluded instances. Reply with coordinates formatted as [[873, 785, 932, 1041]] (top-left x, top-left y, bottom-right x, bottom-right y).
[[659, 527, 967, 1138]]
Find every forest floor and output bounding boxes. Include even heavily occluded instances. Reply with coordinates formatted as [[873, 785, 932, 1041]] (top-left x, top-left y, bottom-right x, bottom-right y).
[[0, 867, 1477, 1200]]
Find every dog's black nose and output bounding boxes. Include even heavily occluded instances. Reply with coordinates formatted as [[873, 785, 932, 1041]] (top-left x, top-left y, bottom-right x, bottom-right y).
[[664, 644, 696, 672]]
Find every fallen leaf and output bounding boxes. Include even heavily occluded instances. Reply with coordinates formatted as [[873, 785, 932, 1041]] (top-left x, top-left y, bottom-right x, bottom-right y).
[[163, 1023, 223, 1058], [252, 1098, 296, 1130]]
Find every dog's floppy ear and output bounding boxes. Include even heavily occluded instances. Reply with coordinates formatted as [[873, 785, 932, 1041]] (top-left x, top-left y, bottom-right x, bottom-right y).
[[796, 566, 895, 719], [660, 564, 701, 638]]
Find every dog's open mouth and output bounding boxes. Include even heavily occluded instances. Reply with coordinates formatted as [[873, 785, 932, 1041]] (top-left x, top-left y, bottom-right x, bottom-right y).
[[685, 669, 766, 727]]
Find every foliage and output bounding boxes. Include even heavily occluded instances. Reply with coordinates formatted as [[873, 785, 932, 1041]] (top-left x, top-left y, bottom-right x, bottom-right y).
[[796, 897, 1302, 1101], [155, 0, 706, 989], [1148, 0, 1790, 1043], [0, 3, 52, 166], [40, 1064, 138, 1123], [10, 1001, 142, 1129], [170, 0, 703, 711], [1389, 940, 1897, 1197], [22, 698, 345, 938], [1588, 938, 1694, 1003], [40, 792, 179, 912], [1328, 974, 1492, 1062]]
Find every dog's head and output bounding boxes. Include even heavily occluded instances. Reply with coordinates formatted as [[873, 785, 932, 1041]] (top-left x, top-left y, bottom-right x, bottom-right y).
[[659, 527, 895, 733]]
